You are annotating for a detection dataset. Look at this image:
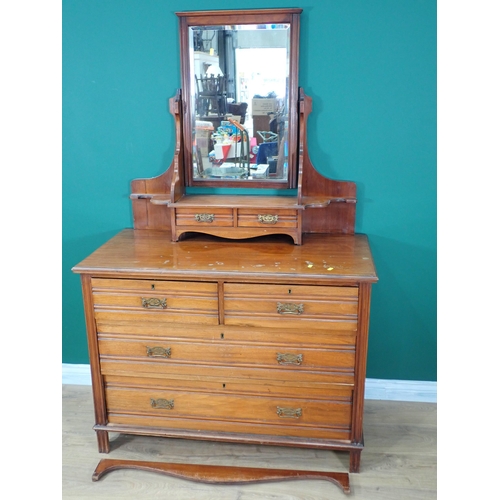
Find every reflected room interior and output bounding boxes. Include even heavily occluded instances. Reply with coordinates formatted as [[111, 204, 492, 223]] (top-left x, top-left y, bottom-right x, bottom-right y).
[[190, 23, 290, 182]]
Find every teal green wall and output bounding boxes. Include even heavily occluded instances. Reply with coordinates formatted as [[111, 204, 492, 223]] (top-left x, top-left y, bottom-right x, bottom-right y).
[[63, 0, 436, 381]]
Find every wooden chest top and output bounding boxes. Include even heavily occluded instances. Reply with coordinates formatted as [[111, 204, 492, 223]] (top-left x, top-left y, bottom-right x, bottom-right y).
[[72, 229, 378, 284]]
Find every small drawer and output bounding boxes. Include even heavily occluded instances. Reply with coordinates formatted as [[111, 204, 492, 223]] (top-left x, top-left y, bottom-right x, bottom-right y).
[[175, 207, 234, 227], [237, 209, 298, 228], [91, 278, 219, 325], [224, 283, 358, 330]]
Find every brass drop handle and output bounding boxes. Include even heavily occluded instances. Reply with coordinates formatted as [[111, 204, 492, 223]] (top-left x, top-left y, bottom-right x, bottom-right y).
[[146, 346, 171, 358], [277, 407, 302, 419], [141, 297, 167, 309], [195, 213, 215, 223], [277, 302, 304, 315], [277, 353, 303, 365], [150, 398, 174, 410], [258, 214, 278, 224]]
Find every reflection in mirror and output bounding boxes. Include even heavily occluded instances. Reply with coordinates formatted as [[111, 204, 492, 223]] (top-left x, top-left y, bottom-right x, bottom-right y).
[[189, 23, 290, 183]]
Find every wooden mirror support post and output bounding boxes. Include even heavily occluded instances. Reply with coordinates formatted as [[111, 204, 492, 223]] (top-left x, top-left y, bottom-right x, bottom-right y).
[[73, 8, 377, 496]]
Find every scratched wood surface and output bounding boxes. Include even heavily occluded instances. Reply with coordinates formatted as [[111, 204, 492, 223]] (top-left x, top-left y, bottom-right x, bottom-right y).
[[63, 384, 436, 499], [71, 230, 377, 283]]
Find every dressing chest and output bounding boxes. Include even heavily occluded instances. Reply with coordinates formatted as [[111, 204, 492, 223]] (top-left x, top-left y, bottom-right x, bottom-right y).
[[72, 8, 377, 493]]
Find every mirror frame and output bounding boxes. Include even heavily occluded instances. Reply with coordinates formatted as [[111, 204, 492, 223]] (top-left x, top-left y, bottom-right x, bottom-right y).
[[177, 8, 302, 189]]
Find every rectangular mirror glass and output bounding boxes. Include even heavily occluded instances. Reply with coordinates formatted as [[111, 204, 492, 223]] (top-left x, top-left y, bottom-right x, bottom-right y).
[[189, 23, 291, 184]]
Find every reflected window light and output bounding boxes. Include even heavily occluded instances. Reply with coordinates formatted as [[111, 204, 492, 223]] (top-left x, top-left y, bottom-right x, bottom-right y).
[[206, 64, 223, 76]]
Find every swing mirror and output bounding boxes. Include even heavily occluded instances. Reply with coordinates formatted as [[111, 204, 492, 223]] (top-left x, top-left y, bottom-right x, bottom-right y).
[[177, 9, 302, 188]]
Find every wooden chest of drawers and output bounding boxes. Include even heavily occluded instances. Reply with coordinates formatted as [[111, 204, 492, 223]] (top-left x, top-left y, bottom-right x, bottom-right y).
[[73, 229, 377, 474]]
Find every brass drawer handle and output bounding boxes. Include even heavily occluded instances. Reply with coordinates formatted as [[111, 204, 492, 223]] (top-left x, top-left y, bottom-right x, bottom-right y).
[[141, 297, 167, 309], [277, 302, 304, 315], [195, 213, 214, 223], [150, 398, 174, 410], [258, 214, 278, 224], [277, 406, 302, 419], [277, 353, 303, 365], [146, 346, 171, 358]]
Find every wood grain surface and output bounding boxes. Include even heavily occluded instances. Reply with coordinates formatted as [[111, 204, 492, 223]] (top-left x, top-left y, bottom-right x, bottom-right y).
[[73, 230, 378, 470], [72, 231, 377, 283]]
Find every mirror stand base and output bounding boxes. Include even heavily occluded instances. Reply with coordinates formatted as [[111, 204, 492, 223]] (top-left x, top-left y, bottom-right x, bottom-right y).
[[92, 458, 351, 494]]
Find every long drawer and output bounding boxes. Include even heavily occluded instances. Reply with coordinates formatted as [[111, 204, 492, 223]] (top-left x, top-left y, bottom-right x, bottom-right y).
[[98, 337, 355, 372], [103, 373, 353, 400], [104, 384, 352, 440], [95, 321, 358, 346], [100, 359, 355, 388], [224, 283, 358, 330], [91, 278, 219, 325]]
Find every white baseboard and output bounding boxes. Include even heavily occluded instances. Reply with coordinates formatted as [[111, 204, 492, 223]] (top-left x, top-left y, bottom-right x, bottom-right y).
[[62, 363, 92, 386], [364, 378, 436, 403], [62, 364, 436, 403]]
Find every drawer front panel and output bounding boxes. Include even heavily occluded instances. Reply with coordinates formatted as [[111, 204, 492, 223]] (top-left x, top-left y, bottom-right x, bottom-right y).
[[103, 373, 353, 400], [175, 208, 234, 227], [91, 278, 219, 325], [95, 310, 219, 326], [95, 321, 357, 346], [92, 279, 217, 295], [107, 413, 351, 441], [224, 283, 358, 330], [105, 386, 352, 432], [237, 209, 298, 228], [98, 337, 355, 372], [100, 360, 355, 388]]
